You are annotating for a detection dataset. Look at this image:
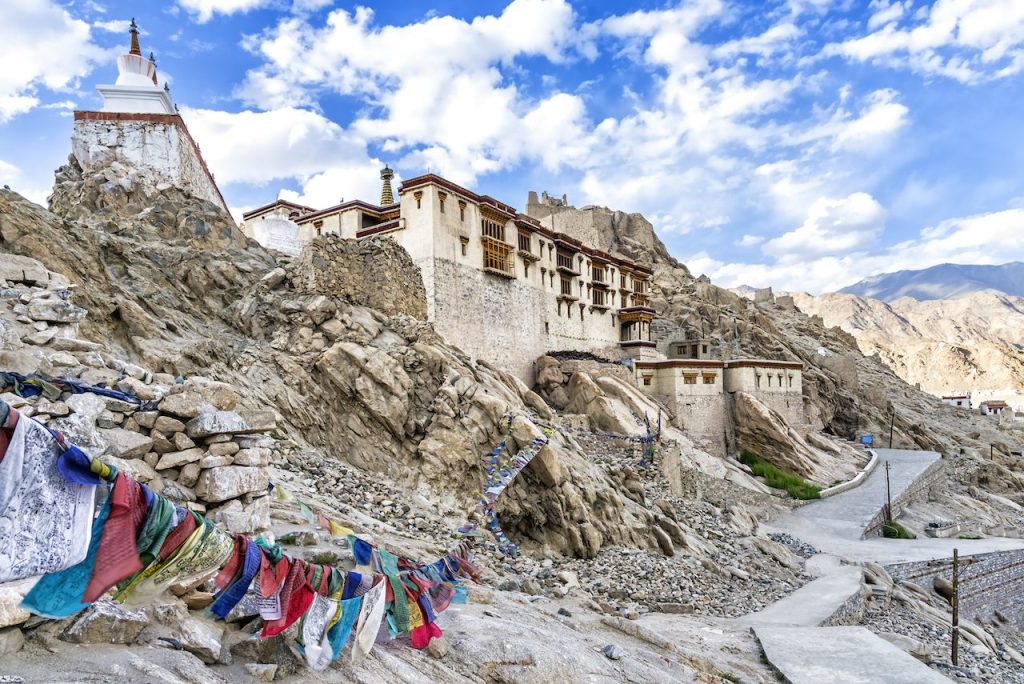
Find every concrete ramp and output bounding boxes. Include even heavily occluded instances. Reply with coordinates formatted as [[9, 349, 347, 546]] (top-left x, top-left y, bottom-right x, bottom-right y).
[[739, 559, 862, 627], [754, 625, 951, 683]]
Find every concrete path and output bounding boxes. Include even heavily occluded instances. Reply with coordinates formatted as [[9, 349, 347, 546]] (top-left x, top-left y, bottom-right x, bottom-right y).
[[744, 448, 1024, 681], [755, 626, 951, 683], [739, 555, 862, 627], [767, 449, 1024, 565]]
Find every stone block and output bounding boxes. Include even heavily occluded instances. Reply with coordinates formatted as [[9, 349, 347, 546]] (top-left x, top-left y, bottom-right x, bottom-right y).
[[207, 496, 270, 534], [199, 454, 234, 468], [0, 626, 25, 657], [26, 298, 86, 323], [231, 447, 267, 467], [133, 410, 159, 428], [0, 254, 50, 285], [185, 410, 276, 439], [207, 441, 240, 457], [35, 398, 70, 416], [178, 462, 201, 488], [172, 431, 196, 451], [156, 447, 204, 470], [150, 430, 176, 454], [61, 600, 148, 644], [104, 397, 137, 414], [153, 415, 186, 433], [158, 380, 237, 418], [194, 466, 270, 503], [99, 427, 153, 459], [0, 582, 32, 628]]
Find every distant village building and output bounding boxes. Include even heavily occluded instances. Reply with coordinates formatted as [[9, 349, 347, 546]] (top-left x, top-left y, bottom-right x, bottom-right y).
[[71, 20, 228, 214], [980, 400, 1010, 417], [243, 173, 657, 381], [942, 394, 971, 409]]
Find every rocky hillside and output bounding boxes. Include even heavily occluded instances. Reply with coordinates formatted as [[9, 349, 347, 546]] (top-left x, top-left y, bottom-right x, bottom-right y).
[[840, 261, 1024, 301], [2, 149, 1024, 682], [791, 290, 1024, 395]]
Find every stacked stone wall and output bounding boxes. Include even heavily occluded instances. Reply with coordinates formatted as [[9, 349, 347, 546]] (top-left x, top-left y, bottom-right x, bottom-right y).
[[668, 393, 728, 457], [887, 548, 1024, 626], [289, 236, 427, 320]]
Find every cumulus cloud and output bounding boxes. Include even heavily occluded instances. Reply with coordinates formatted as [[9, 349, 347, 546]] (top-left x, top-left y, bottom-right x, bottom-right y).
[[689, 206, 1024, 294], [235, 1, 581, 185], [765, 192, 886, 258], [0, 0, 105, 123], [825, 0, 1024, 82], [177, 0, 270, 23], [181, 107, 382, 207]]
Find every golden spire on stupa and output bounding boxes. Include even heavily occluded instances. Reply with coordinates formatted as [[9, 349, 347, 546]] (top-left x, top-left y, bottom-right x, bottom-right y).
[[380, 165, 395, 205]]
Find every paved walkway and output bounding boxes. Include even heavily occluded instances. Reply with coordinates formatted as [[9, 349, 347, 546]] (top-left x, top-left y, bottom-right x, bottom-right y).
[[755, 626, 951, 683], [768, 449, 1024, 565], [739, 555, 862, 627], [744, 448, 1024, 681]]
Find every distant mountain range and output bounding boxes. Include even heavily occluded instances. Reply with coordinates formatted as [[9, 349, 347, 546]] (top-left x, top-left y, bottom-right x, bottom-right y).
[[840, 262, 1024, 302]]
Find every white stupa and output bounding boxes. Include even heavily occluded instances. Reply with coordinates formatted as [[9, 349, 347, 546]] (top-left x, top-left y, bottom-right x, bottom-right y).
[[97, 19, 174, 114]]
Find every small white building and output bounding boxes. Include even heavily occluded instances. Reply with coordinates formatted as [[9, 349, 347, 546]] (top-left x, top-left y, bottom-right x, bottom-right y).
[[942, 394, 971, 409], [632, 358, 804, 456], [980, 400, 1010, 417]]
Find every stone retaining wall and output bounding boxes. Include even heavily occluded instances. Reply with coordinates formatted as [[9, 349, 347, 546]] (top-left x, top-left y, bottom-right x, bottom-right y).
[[863, 458, 945, 538], [887, 548, 1024, 626]]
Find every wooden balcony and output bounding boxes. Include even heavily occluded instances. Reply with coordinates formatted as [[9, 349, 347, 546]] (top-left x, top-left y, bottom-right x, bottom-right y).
[[482, 235, 515, 278]]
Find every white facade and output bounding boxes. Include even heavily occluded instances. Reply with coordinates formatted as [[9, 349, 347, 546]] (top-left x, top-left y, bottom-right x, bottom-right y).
[[243, 174, 656, 382], [633, 358, 805, 455], [942, 394, 971, 409], [72, 116, 228, 213]]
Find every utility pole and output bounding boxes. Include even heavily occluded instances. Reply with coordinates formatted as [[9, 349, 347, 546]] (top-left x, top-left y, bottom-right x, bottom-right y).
[[952, 548, 960, 666], [884, 461, 893, 524], [888, 409, 895, 449]]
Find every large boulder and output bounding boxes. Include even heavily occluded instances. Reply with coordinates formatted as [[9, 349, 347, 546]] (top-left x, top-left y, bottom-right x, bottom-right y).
[[159, 379, 238, 419]]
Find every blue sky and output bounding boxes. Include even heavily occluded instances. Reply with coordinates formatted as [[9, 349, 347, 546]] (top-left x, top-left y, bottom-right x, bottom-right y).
[[2, 0, 1023, 293]]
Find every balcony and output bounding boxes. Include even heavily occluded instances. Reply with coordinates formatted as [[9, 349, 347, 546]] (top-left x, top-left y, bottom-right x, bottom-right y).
[[482, 235, 515, 278], [592, 267, 609, 288], [556, 251, 580, 276], [517, 233, 540, 261]]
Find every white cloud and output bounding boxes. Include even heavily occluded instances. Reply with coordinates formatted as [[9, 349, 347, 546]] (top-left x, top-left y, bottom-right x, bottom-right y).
[[826, 0, 1024, 82], [92, 19, 132, 33], [235, 1, 583, 187], [177, 0, 270, 23], [765, 192, 886, 258], [0, 160, 19, 185], [0, 0, 105, 123], [738, 234, 765, 247], [181, 106, 382, 208], [689, 206, 1024, 294], [229, 0, 914, 249]]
